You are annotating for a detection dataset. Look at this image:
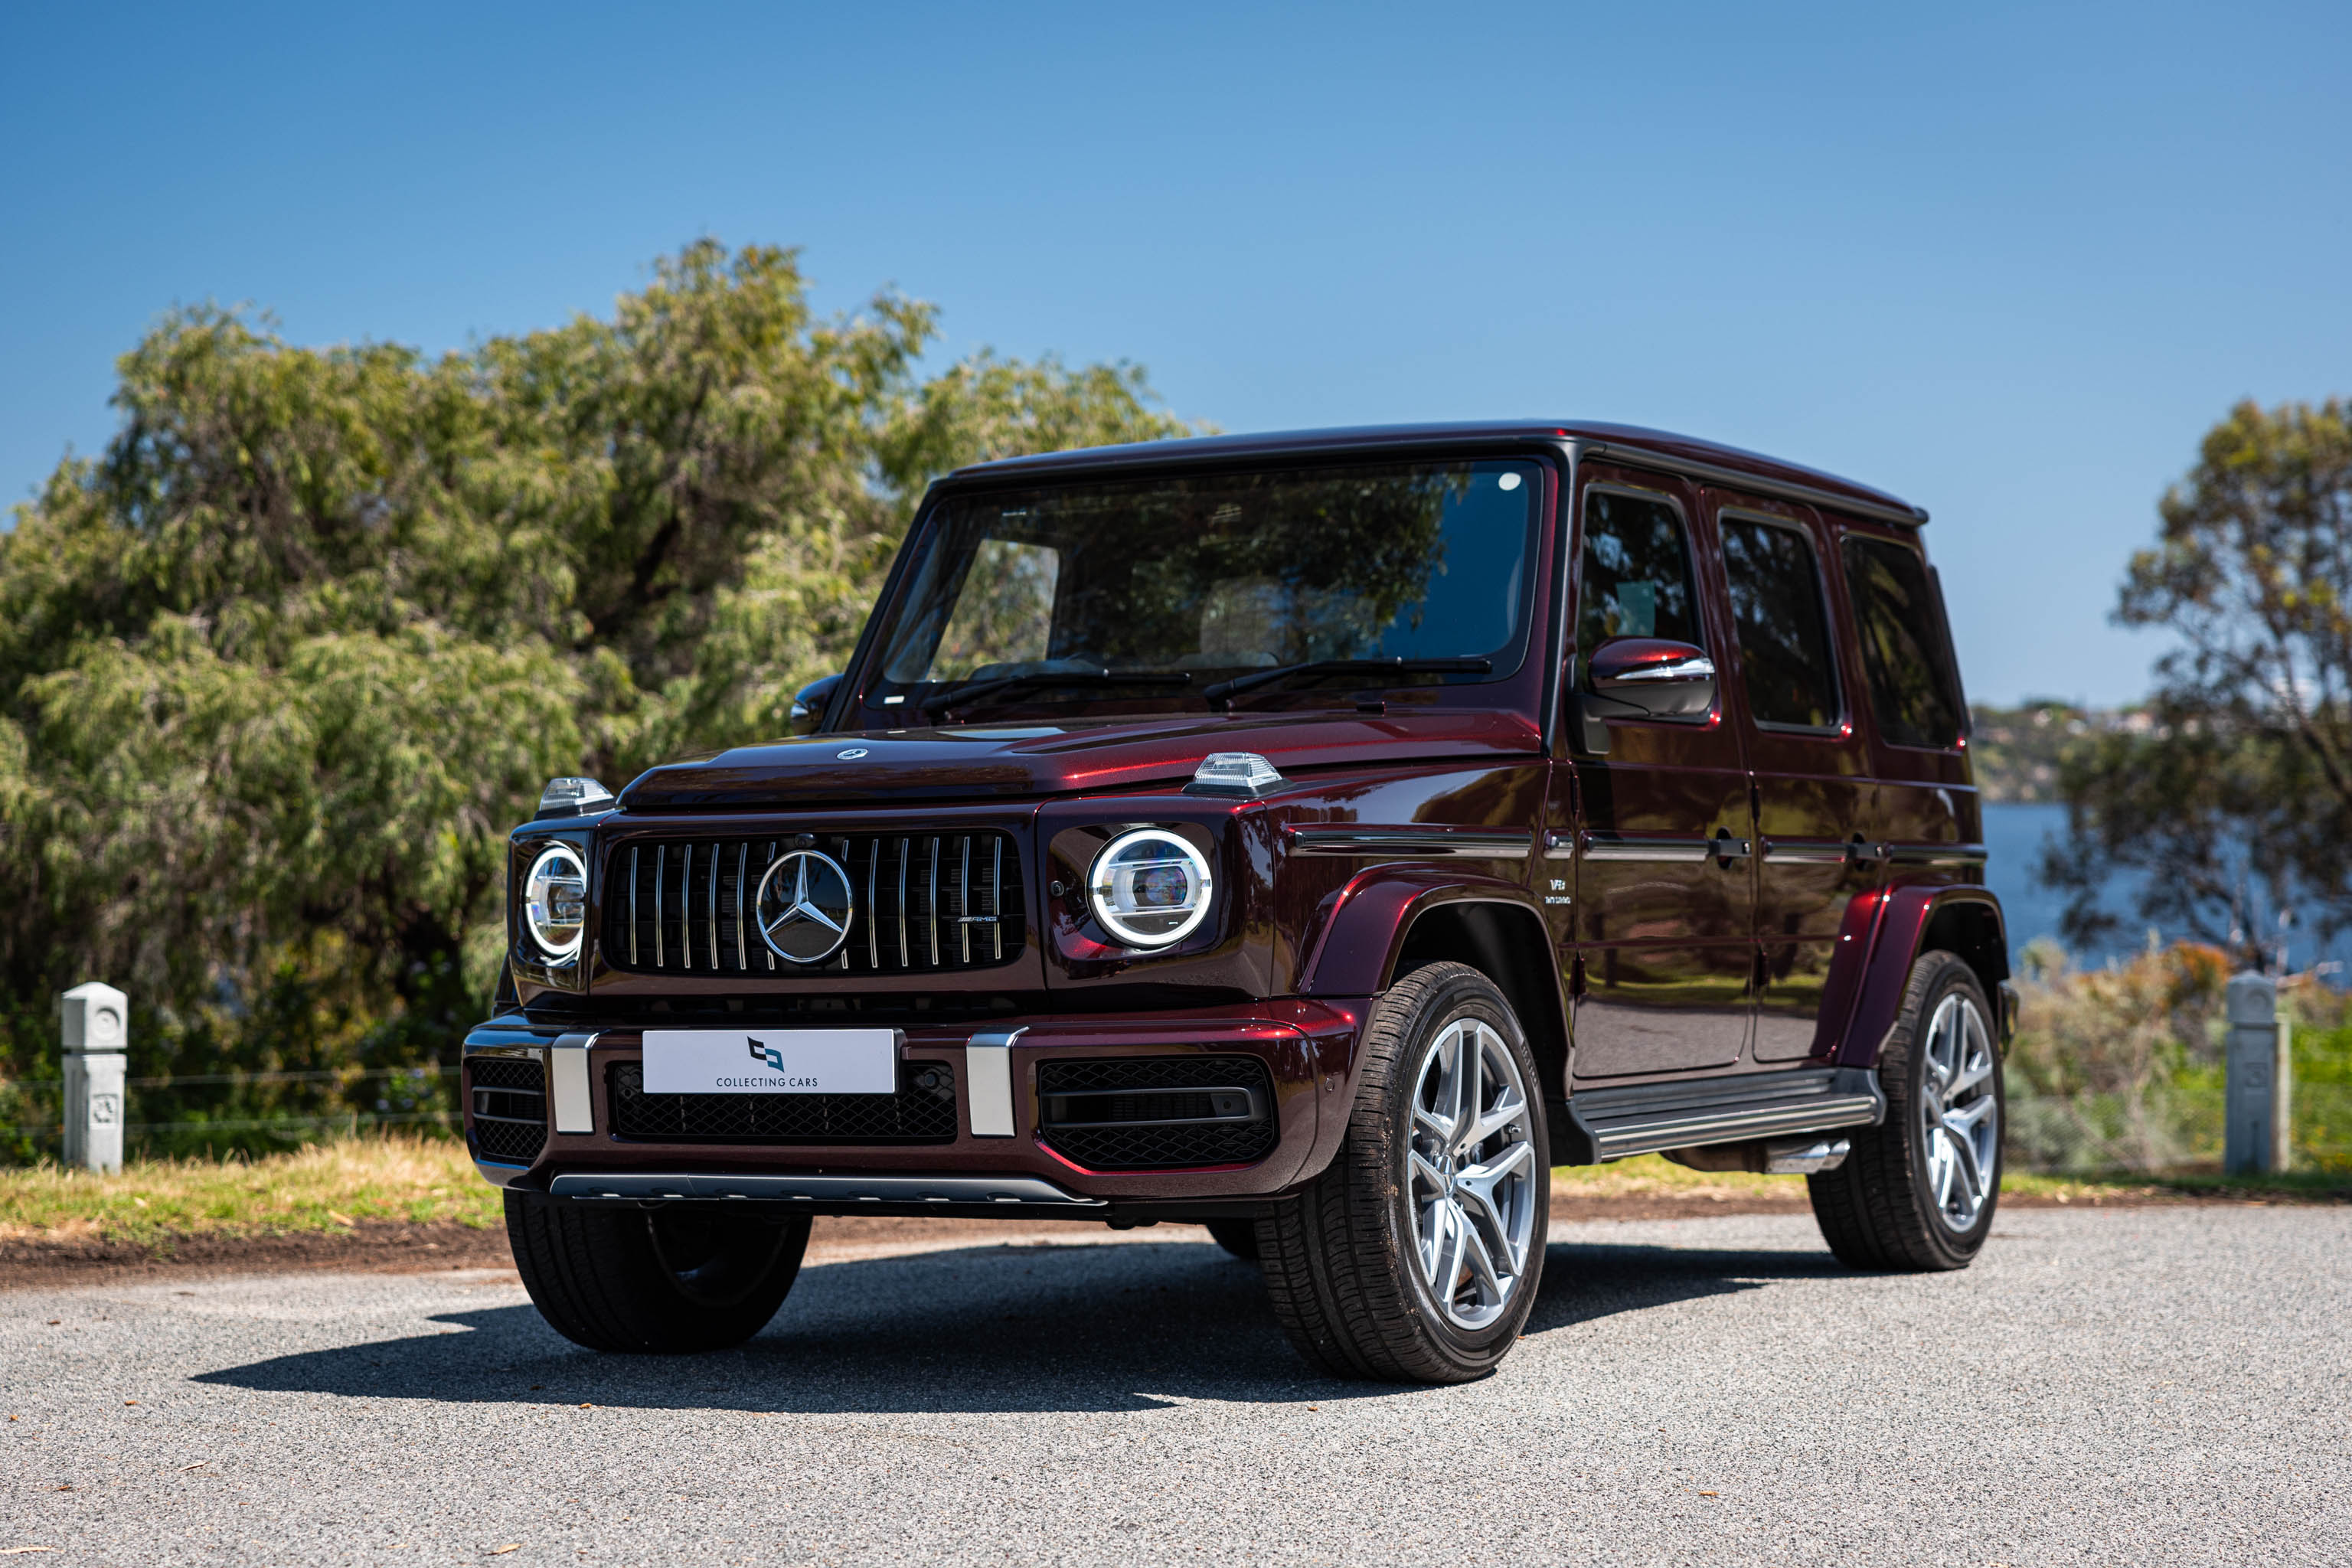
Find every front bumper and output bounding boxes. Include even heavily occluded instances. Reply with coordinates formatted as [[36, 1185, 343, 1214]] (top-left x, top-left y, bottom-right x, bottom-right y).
[[462, 999, 1371, 1217]]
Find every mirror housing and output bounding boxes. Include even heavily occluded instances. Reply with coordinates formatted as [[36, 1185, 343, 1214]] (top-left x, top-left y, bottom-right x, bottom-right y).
[[790, 673, 844, 736], [1587, 638, 1716, 720]]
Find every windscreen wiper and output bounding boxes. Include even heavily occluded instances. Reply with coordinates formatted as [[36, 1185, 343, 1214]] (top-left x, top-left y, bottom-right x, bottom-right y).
[[916, 669, 1193, 717], [1201, 657, 1493, 707]]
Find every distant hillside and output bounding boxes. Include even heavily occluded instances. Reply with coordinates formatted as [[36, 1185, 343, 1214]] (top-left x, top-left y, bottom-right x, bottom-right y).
[[1969, 703, 2151, 804]]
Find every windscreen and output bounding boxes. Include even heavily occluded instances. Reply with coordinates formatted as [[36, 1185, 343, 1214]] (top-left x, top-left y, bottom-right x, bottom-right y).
[[871, 457, 1542, 708]]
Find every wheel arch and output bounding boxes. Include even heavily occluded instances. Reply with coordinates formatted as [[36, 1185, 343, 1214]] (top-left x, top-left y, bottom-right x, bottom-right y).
[[1390, 900, 1570, 1106], [1832, 885, 2011, 1069], [1294, 867, 1570, 1106]]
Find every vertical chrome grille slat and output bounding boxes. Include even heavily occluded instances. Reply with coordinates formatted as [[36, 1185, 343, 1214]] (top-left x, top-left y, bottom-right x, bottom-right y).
[[990, 836, 1003, 962], [629, 846, 640, 966], [927, 837, 941, 967], [763, 841, 777, 970], [865, 839, 879, 971], [897, 837, 910, 969], [707, 842, 720, 972], [958, 835, 972, 964], [654, 844, 666, 970], [734, 843, 748, 973]]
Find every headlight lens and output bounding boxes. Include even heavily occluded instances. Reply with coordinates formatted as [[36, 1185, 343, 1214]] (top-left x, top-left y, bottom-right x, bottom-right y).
[[1088, 828, 1214, 948], [523, 844, 587, 960]]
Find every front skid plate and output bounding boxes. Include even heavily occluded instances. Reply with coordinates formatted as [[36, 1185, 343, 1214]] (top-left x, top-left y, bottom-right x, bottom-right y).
[[547, 1171, 1106, 1207]]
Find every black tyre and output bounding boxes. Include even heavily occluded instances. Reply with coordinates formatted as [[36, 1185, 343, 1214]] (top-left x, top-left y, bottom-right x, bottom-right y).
[[1808, 950, 2004, 1271], [505, 1192, 811, 1353], [1204, 1219, 1260, 1261], [1258, 962, 1549, 1383]]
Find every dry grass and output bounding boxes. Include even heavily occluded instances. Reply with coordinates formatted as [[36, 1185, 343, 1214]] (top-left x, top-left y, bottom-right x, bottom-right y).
[[0, 1133, 500, 1246], [1550, 1153, 1809, 1204]]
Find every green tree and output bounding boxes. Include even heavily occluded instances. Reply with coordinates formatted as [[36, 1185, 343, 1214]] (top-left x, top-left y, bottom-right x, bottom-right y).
[[2044, 398, 2352, 968], [0, 240, 1196, 1145]]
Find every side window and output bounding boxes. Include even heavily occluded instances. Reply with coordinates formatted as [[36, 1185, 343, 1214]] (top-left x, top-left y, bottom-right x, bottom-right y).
[[1721, 517, 1839, 730], [1842, 535, 1965, 750], [1576, 490, 1703, 686]]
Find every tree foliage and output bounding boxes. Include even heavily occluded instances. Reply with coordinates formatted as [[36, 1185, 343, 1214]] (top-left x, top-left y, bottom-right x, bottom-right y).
[[2045, 398, 2352, 968], [0, 240, 1196, 1108]]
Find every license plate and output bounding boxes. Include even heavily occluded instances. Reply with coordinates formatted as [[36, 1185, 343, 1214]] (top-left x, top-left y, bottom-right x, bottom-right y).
[[640, 1029, 900, 1096]]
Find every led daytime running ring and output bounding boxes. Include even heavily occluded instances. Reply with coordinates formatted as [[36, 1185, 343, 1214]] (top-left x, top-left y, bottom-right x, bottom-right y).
[[1087, 828, 1214, 949]]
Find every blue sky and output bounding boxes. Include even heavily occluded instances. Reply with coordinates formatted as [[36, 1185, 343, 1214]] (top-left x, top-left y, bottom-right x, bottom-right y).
[[4, 1, 2346, 705]]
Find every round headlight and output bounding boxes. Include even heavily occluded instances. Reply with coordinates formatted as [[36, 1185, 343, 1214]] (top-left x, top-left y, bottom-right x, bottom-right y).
[[1088, 828, 1214, 948], [523, 844, 587, 960]]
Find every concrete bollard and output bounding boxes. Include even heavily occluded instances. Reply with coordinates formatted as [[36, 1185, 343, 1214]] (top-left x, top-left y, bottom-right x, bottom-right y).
[[2224, 973, 2293, 1175], [60, 982, 128, 1175]]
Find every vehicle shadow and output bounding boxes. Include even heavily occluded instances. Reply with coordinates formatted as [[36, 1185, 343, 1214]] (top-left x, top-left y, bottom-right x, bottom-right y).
[[191, 1233, 1847, 1414]]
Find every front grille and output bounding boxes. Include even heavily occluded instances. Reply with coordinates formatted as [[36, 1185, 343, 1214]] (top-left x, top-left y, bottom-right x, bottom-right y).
[[466, 1055, 547, 1164], [607, 1060, 959, 1144], [602, 832, 1024, 976], [1037, 1057, 1278, 1170]]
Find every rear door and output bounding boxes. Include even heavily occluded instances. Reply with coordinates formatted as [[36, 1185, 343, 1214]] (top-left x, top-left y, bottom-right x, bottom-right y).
[[1565, 472, 1755, 1080], [1710, 494, 1879, 1062]]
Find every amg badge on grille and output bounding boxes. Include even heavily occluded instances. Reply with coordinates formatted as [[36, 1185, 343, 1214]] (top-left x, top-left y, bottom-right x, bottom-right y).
[[754, 849, 855, 963]]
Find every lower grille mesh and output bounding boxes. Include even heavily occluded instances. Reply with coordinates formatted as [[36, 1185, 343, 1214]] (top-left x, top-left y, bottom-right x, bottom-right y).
[[607, 1060, 957, 1144], [1037, 1057, 1278, 1170], [467, 1055, 548, 1165]]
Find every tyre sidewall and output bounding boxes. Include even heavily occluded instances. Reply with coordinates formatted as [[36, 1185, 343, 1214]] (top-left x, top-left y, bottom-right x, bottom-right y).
[[1366, 965, 1550, 1373], [1883, 955, 2004, 1266]]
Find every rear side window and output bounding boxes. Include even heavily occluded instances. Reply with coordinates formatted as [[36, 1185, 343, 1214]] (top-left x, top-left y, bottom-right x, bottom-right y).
[[1843, 536, 1965, 750], [1721, 518, 1839, 730], [1576, 490, 1703, 683]]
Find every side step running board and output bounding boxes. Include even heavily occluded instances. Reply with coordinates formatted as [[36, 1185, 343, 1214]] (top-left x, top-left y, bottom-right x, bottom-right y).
[[1553, 1067, 1884, 1165], [548, 1171, 1106, 1207]]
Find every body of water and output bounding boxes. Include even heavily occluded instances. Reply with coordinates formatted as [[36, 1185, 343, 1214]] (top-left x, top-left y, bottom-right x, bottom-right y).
[[1980, 801, 2342, 972]]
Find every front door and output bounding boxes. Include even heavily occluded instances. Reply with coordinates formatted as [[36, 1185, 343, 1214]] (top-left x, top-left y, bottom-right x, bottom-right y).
[[1566, 475, 1755, 1080]]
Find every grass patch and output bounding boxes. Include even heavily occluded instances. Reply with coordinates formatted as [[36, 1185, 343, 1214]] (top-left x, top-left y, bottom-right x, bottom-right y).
[[1556, 1155, 2352, 1207], [1551, 1153, 1806, 1203], [0, 1133, 500, 1247]]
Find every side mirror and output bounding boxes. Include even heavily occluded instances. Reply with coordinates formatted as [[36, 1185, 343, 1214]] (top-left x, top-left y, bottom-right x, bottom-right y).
[[1588, 638, 1716, 720], [790, 673, 844, 736]]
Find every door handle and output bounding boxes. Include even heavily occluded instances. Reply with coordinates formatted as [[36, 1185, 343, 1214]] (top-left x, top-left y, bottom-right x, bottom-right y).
[[1712, 829, 1751, 864]]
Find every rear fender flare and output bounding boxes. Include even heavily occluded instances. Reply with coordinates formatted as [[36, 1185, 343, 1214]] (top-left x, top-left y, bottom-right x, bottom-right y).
[[1828, 885, 2011, 1068]]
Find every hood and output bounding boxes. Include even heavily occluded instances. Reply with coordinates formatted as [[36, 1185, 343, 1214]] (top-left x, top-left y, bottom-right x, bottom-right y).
[[616, 710, 1543, 811]]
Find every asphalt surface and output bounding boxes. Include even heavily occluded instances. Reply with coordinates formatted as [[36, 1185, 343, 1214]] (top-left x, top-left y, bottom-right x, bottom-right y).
[[3, 1206, 2347, 1566]]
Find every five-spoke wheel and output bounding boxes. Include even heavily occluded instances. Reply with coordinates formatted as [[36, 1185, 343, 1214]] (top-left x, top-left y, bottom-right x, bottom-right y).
[[1257, 961, 1549, 1383], [1808, 949, 2004, 1271], [1406, 1018, 1540, 1331]]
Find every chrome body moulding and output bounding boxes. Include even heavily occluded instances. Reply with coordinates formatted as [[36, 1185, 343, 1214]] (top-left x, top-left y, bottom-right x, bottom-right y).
[[1283, 826, 1532, 859], [547, 1171, 1106, 1207], [1883, 842, 1989, 867]]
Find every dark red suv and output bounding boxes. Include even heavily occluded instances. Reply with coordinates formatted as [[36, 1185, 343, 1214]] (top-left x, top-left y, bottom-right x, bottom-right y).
[[468, 422, 2009, 1383]]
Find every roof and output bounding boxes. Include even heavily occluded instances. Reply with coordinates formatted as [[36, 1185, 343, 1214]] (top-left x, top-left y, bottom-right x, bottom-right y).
[[947, 420, 1927, 526]]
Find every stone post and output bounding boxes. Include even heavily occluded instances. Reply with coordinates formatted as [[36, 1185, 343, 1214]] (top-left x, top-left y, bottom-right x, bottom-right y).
[[2224, 973, 2288, 1175], [60, 982, 127, 1175]]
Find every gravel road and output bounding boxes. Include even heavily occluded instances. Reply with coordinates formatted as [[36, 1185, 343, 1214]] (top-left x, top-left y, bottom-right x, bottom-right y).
[[3, 1205, 2347, 1566]]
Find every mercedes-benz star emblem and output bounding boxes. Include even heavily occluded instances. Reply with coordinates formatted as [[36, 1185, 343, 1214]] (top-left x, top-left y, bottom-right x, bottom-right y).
[[753, 849, 855, 965], [836, 747, 869, 760]]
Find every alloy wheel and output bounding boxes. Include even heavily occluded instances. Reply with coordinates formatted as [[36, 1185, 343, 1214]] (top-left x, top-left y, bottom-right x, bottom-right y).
[[1405, 1018, 1540, 1330], [1916, 992, 2000, 1233]]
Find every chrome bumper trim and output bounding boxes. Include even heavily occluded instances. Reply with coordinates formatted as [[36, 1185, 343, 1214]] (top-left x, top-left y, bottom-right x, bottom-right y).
[[547, 1171, 1106, 1207]]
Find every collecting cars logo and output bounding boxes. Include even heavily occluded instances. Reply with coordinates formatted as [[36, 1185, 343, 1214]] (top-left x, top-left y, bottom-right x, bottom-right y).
[[753, 849, 855, 964], [739, 1036, 818, 1087]]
